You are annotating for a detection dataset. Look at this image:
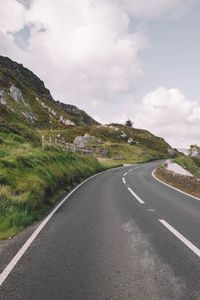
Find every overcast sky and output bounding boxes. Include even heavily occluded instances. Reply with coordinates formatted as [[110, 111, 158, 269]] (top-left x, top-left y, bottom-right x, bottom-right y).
[[0, 0, 200, 147]]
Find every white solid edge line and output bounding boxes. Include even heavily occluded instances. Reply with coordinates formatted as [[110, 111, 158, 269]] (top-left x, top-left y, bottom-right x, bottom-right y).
[[0, 172, 99, 286], [127, 187, 145, 204], [159, 219, 200, 258], [0, 164, 133, 287], [122, 177, 126, 184], [152, 169, 200, 202]]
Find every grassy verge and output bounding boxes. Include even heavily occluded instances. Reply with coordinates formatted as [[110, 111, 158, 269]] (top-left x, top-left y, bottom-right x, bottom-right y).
[[0, 147, 104, 239]]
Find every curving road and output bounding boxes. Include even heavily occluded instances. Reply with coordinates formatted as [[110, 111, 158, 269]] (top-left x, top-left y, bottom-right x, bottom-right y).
[[0, 161, 200, 299]]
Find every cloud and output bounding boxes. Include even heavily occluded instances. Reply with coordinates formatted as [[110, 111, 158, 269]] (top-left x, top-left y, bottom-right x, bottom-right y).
[[135, 87, 200, 147], [0, 0, 26, 33], [118, 0, 197, 19]]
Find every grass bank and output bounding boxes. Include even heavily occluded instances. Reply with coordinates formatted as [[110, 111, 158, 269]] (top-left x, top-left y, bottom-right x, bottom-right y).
[[0, 146, 104, 239]]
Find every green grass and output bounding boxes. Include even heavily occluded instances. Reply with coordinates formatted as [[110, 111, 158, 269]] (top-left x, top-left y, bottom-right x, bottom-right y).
[[0, 149, 104, 239], [0, 121, 105, 239], [173, 155, 200, 178]]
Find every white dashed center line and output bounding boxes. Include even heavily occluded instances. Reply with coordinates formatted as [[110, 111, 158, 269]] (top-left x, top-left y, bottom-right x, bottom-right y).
[[127, 187, 145, 204], [122, 177, 126, 184]]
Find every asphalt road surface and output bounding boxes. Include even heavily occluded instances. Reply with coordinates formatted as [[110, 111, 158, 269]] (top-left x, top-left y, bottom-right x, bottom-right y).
[[0, 161, 200, 300]]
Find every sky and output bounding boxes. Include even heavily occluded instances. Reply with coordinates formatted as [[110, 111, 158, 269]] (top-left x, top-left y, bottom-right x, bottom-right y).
[[0, 0, 200, 148]]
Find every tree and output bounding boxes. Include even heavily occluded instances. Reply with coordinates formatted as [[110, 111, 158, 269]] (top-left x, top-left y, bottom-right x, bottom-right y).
[[125, 119, 133, 128], [189, 144, 200, 156]]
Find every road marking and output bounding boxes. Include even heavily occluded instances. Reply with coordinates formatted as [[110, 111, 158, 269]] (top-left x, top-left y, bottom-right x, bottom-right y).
[[152, 169, 200, 202], [123, 172, 128, 176], [0, 164, 137, 287], [146, 209, 155, 212], [0, 165, 131, 288], [0, 164, 136, 287], [122, 177, 126, 184], [159, 219, 200, 258], [127, 187, 145, 204]]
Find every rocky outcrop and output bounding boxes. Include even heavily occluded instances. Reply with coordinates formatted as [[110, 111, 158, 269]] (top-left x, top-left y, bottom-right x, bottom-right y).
[[59, 116, 75, 126], [74, 133, 93, 149], [10, 85, 28, 106], [0, 55, 99, 128]]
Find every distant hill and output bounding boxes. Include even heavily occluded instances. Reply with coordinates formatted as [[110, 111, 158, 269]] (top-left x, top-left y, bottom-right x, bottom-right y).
[[0, 55, 98, 128]]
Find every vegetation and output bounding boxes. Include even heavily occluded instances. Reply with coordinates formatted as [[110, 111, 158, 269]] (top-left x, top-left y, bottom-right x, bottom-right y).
[[173, 155, 200, 178], [0, 143, 104, 239], [125, 119, 133, 128], [38, 123, 170, 159]]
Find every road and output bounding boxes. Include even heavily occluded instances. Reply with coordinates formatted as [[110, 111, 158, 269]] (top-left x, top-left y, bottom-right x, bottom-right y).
[[0, 161, 200, 299]]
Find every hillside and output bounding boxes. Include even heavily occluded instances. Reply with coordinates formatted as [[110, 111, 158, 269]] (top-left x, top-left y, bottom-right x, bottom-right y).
[[0, 55, 173, 239], [0, 55, 98, 128]]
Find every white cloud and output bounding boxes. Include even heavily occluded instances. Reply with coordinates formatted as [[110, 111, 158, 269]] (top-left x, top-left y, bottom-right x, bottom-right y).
[[118, 0, 196, 19], [0, 0, 26, 33], [135, 87, 200, 147]]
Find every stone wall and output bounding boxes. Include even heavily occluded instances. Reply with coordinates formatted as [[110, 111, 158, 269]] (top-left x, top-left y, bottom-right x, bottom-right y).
[[155, 165, 200, 198]]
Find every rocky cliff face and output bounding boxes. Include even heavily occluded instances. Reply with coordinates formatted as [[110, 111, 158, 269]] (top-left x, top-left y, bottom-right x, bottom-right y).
[[0, 55, 98, 128]]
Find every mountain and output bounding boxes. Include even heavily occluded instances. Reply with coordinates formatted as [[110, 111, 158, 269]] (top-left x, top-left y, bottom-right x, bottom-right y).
[[0, 55, 98, 128]]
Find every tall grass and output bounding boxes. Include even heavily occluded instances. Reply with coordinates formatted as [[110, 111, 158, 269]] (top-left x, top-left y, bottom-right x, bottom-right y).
[[0, 146, 104, 239]]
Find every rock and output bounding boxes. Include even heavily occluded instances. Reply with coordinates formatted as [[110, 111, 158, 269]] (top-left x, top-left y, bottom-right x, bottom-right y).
[[21, 111, 37, 123], [168, 148, 175, 157], [59, 116, 75, 126], [128, 138, 134, 144], [74, 133, 97, 149], [120, 133, 128, 139], [10, 85, 28, 106], [40, 101, 57, 116], [0, 90, 7, 105]]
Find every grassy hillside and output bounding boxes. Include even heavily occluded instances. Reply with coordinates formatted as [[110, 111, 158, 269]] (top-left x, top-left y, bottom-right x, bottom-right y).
[[0, 55, 98, 128], [0, 123, 104, 239], [38, 124, 170, 163]]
